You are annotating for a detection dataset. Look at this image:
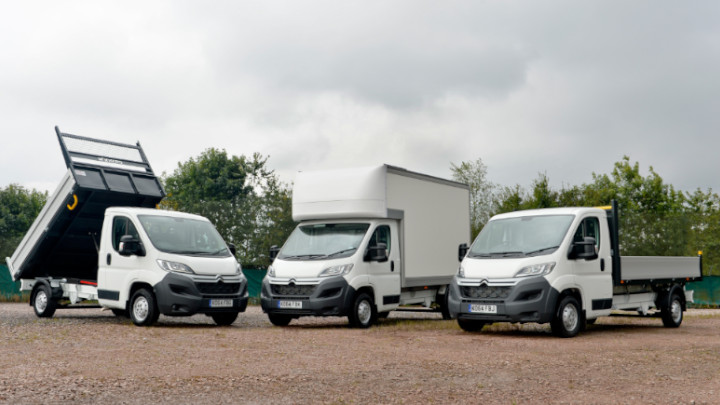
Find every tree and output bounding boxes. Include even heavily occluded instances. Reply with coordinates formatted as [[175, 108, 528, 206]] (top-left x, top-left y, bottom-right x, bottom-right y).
[[161, 149, 295, 268], [451, 158, 495, 239], [0, 185, 47, 259]]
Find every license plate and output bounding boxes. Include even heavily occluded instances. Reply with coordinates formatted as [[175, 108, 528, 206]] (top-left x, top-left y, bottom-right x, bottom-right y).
[[210, 299, 233, 308], [469, 304, 497, 314], [278, 300, 302, 309]]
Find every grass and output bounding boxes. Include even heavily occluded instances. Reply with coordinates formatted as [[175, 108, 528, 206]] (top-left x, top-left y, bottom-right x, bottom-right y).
[[0, 292, 30, 303]]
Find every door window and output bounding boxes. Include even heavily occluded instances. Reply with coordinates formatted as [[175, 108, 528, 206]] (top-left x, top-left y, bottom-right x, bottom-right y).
[[112, 216, 140, 252], [369, 225, 391, 254], [572, 217, 600, 251]]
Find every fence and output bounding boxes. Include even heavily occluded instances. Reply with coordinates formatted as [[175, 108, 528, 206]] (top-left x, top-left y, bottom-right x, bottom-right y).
[[687, 276, 720, 307]]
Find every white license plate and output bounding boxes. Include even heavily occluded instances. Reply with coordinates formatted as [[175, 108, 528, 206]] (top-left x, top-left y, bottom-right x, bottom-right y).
[[468, 304, 497, 314], [210, 299, 233, 308], [278, 300, 302, 309]]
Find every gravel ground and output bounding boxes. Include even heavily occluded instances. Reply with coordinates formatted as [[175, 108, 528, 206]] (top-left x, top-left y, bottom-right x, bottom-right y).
[[1, 303, 719, 404]]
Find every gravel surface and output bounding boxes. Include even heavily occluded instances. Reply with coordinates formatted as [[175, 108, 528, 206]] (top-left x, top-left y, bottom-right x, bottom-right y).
[[1, 303, 719, 404]]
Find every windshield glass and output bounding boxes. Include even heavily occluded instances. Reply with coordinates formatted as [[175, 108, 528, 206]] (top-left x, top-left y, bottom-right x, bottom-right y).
[[469, 215, 574, 258], [138, 215, 231, 257], [278, 223, 370, 260]]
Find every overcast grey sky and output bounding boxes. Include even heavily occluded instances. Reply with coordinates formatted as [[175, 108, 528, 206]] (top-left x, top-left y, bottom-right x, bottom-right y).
[[1, 1, 718, 194]]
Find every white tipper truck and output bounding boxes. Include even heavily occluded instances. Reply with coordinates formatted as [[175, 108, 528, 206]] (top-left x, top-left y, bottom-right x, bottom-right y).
[[5, 127, 248, 326], [449, 201, 703, 337], [261, 164, 471, 328]]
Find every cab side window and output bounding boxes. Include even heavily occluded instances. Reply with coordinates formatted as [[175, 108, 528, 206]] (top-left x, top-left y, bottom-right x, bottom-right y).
[[572, 217, 600, 250], [369, 225, 391, 254], [112, 216, 140, 252]]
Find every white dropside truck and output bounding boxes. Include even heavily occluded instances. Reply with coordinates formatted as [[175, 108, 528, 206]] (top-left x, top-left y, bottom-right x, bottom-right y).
[[5, 127, 248, 326], [261, 164, 470, 328], [449, 201, 702, 337]]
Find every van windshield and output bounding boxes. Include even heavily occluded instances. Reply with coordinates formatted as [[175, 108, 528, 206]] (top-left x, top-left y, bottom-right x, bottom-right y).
[[468, 215, 574, 258], [138, 215, 231, 257], [279, 223, 370, 260]]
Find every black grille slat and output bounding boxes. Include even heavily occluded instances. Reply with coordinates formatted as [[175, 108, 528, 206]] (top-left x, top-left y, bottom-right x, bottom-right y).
[[461, 285, 511, 299], [196, 282, 240, 295], [272, 284, 316, 296]]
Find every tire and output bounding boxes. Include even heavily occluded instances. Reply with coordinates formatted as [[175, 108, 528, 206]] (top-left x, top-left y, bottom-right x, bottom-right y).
[[438, 288, 452, 320], [212, 312, 239, 326], [111, 308, 128, 317], [661, 292, 683, 328], [268, 314, 292, 326], [551, 295, 582, 338], [348, 292, 377, 328], [457, 318, 485, 332], [129, 288, 159, 326], [33, 284, 57, 318]]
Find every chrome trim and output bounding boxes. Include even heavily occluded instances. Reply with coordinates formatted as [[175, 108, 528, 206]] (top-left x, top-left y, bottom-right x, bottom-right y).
[[267, 277, 321, 286], [456, 277, 519, 287]]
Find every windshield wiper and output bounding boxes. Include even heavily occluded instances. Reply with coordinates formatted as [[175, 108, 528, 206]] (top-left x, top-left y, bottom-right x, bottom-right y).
[[490, 251, 524, 257], [524, 246, 560, 256], [281, 254, 327, 260], [326, 248, 357, 258]]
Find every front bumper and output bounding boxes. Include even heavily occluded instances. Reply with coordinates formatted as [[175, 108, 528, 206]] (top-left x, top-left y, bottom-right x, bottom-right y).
[[154, 272, 249, 316], [260, 275, 355, 317], [448, 276, 558, 324]]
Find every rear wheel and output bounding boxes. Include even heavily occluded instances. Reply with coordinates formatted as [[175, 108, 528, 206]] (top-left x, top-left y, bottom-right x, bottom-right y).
[[129, 288, 159, 326], [551, 295, 582, 338], [457, 318, 486, 332], [268, 314, 293, 326], [212, 312, 239, 326], [33, 284, 56, 318], [348, 292, 376, 328], [661, 292, 683, 328], [438, 287, 452, 320]]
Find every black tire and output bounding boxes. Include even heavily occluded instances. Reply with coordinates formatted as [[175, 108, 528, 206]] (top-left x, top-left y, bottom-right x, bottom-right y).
[[551, 295, 582, 338], [32, 284, 57, 318], [457, 318, 486, 332], [439, 288, 452, 320], [129, 288, 159, 326], [111, 308, 128, 317], [268, 314, 293, 326], [661, 292, 683, 328], [348, 292, 376, 328], [212, 312, 239, 326]]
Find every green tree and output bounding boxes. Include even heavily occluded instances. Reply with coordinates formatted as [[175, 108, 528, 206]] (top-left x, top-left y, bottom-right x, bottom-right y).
[[450, 158, 495, 239], [161, 149, 295, 268], [0, 185, 47, 259]]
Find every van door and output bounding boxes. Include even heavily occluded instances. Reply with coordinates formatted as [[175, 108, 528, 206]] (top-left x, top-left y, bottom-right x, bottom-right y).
[[365, 222, 401, 312], [97, 215, 146, 308], [569, 215, 613, 318]]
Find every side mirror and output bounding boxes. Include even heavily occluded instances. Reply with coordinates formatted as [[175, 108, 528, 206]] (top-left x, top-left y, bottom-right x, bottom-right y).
[[458, 243, 469, 262], [119, 234, 145, 257], [365, 243, 388, 262], [227, 243, 237, 256], [269, 245, 280, 261], [568, 237, 598, 261]]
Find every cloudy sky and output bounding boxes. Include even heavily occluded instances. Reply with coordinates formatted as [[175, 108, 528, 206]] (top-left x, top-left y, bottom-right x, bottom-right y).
[[1, 1, 719, 195]]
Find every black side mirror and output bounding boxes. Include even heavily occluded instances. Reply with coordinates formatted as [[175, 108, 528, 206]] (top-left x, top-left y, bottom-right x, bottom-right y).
[[119, 234, 145, 257], [365, 242, 388, 262], [458, 243, 469, 262], [269, 245, 280, 261], [227, 243, 237, 256], [568, 236, 598, 261]]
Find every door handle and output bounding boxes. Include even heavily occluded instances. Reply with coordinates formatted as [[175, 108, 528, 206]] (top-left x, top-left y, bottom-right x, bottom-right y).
[[391, 261, 394, 272], [107, 253, 112, 266], [600, 258, 605, 271]]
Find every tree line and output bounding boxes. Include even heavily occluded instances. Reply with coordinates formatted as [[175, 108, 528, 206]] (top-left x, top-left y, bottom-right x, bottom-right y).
[[1, 152, 717, 275]]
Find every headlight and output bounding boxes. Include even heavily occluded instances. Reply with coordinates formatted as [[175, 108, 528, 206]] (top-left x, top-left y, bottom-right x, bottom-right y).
[[457, 265, 465, 278], [236, 262, 244, 277], [318, 264, 354, 277], [267, 265, 276, 278], [514, 262, 556, 278], [156, 259, 195, 274]]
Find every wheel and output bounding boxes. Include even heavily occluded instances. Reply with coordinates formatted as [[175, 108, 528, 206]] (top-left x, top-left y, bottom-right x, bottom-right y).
[[268, 314, 292, 326], [33, 284, 57, 318], [211, 312, 239, 326], [348, 292, 376, 328], [551, 295, 582, 338], [129, 288, 159, 326], [111, 308, 128, 317], [661, 292, 683, 328], [438, 288, 452, 320], [457, 318, 486, 332]]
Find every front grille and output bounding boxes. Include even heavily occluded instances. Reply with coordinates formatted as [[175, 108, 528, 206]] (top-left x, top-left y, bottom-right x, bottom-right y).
[[196, 282, 241, 295], [461, 285, 511, 299], [272, 284, 316, 296]]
